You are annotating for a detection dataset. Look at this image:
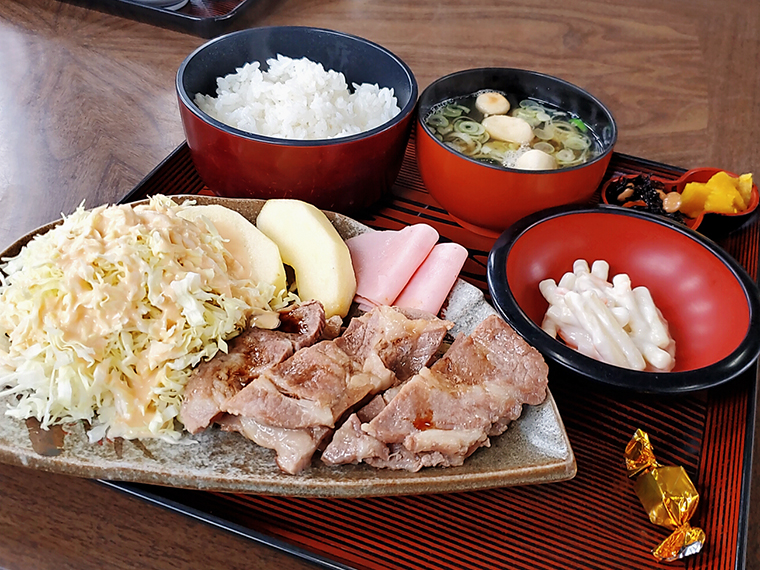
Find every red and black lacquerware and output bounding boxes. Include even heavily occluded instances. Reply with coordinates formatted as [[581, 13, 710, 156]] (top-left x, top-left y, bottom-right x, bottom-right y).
[[487, 205, 760, 394], [176, 26, 418, 216], [416, 67, 617, 238], [601, 166, 759, 239]]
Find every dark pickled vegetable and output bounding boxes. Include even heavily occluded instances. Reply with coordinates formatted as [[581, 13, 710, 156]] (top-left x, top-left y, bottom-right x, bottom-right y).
[[605, 175, 688, 225]]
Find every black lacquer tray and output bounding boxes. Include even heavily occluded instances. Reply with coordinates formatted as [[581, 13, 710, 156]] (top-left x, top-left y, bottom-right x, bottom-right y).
[[106, 135, 757, 570]]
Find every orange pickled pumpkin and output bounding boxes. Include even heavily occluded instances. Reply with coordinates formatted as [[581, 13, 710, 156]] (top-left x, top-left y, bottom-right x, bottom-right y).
[[680, 182, 711, 218], [679, 171, 754, 218], [738, 173, 754, 205]]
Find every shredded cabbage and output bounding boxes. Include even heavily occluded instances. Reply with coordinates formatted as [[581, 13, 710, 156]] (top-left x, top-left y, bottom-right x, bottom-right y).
[[0, 195, 277, 442]]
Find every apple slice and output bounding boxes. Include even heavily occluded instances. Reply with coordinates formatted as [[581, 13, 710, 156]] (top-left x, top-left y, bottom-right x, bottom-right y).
[[256, 199, 357, 319], [179, 204, 287, 295]]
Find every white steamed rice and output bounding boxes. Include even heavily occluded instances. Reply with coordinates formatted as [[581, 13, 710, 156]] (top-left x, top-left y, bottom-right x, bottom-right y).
[[194, 54, 401, 140]]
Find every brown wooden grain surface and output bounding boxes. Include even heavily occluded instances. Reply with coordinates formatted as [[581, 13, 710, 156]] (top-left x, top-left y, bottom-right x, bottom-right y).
[[0, 0, 758, 568]]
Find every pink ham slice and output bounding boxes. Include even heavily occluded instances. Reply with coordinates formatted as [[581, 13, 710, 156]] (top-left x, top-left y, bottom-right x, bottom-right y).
[[392, 242, 469, 315], [346, 224, 439, 309]]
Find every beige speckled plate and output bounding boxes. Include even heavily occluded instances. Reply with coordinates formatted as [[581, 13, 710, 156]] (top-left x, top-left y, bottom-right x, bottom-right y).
[[0, 196, 575, 497]]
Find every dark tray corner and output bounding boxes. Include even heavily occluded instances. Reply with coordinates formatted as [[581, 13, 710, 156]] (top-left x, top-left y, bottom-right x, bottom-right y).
[[58, 0, 261, 38]]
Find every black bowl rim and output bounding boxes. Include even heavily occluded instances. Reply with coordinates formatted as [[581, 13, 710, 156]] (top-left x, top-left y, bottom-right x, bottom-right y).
[[176, 26, 419, 147], [486, 204, 760, 394], [417, 67, 618, 174]]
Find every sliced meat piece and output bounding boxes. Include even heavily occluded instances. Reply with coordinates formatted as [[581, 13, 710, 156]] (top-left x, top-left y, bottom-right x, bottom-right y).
[[222, 374, 337, 429], [223, 340, 390, 429], [224, 338, 397, 429], [321, 413, 486, 470], [321, 315, 344, 340], [336, 304, 452, 382], [272, 299, 329, 350], [346, 224, 439, 307], [321, 414, 390, 466], [403, 427, 489, 456], [456, 312, 548, 407], [218, 415, 331, 475], [179, 300, 326, 433], [393, 242, 469, 316], [355, 394, 387, 423], [223, 305, 453, 473], [321, 314, 549, 471], [365, 441, 477, 471], [364, 443, 449, 472], [179, 330, 293, 434], [366, 315, 548, 443]]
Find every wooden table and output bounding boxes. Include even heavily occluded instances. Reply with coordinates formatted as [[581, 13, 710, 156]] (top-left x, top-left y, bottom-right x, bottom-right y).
[[0, 0, 758, 568]]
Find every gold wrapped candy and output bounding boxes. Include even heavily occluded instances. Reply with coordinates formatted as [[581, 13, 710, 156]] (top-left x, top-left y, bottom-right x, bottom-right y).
[[624, 429, 706, 562]]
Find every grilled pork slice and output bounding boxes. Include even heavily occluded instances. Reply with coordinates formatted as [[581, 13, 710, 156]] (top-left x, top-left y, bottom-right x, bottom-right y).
[[321, 414, 391, 466], [321, 314, 549, 471], [223, 340, 394, 429], [336, 305, 452, 383], [222, 305, 453, 473], [179, 300, 326, 434], [217, 415, 331, 475]]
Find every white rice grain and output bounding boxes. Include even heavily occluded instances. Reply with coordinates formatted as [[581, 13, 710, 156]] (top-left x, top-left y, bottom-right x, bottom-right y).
[[194, 55, 401, 140]]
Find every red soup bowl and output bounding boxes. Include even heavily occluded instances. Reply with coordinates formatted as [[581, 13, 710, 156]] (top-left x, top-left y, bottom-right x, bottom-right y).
[[417, 68, 617, 238], [176, 26, 418, 215], [487, 205, 760, 393]]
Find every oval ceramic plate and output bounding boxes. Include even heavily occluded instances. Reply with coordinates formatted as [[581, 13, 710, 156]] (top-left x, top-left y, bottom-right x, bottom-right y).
[[0, 196, 575, 497]]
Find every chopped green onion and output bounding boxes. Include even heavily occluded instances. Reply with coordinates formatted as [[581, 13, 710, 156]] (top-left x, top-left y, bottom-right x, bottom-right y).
[[552, 121, 575, 139], [437, 124, 454, 136], [534, 141, 555, 154], [426, 114, 449, 128], [442, 105, 464, 118], [570, 118, 588, 132], [563, 134, 591, 150], [533, 125, 555, 141], [444, 131, 480, 155], [519, 99, 544, 111], [455, 120, 485, 136], [481, 141, 511, 159], [556, 148, 576, 163]]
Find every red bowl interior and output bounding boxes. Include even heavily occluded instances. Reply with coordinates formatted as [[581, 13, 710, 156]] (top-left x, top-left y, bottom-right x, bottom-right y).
[[505, 210, 750, 372]]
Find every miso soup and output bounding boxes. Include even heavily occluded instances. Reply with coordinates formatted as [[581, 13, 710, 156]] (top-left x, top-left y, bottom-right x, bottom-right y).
[[424, 91, 602, 170]]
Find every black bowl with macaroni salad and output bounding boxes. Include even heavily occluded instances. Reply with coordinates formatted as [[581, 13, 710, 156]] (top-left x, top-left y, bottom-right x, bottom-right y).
[[487, 205, 760, 393]]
